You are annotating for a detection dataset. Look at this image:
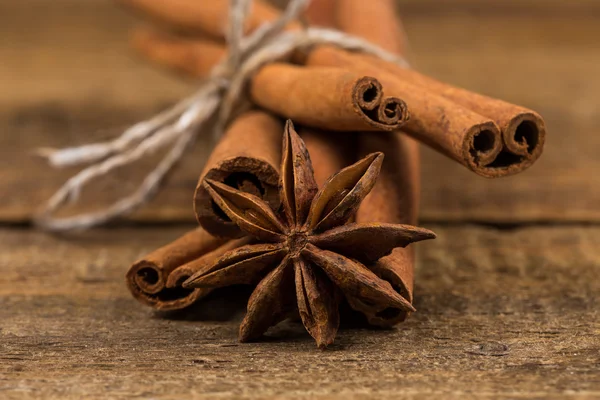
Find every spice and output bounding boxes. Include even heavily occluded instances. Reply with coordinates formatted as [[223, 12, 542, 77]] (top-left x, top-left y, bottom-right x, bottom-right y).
[[184, 121, 435, 347], [127, 0, 545, 177], [118, 0, 291, 38], [131, 28, 226, 79], [303, 46, 508, 177], [335, 0, 407, 55], [126, 228, 226, 310], [194, 110, 282, 238], [165, 238, 250, 290], [250, 63, 409, 132], [336, 0, 420, 325], [371, 56, 546, 175]]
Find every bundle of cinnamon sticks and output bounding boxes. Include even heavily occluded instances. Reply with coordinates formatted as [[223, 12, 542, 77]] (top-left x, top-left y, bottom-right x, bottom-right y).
[[124, 0, 545, 332]]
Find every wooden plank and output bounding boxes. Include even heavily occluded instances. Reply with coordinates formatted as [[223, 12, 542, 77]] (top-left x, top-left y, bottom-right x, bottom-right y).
[[0, 225, 598, 399], [0, 1, 598, 223]]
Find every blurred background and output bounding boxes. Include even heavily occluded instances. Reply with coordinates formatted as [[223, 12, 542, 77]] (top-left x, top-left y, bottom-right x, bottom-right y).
[[1, 0, 598, 225]]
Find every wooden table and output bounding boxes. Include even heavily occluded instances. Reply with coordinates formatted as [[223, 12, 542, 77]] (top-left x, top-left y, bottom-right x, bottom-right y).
[[1, 1, 599, 398]]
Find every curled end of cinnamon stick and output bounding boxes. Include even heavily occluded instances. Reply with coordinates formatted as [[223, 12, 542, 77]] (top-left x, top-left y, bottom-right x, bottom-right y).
[[194, 157, 280, 238], [353, 77, 409, 131], [126, 261, 208, 311], [363, 249, 415, 327], [464, 113, 546, 178], [499, 111, 546, 172]]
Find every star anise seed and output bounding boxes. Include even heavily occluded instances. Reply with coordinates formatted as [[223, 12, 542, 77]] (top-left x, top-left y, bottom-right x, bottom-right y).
[[184, 120, 435, 348]]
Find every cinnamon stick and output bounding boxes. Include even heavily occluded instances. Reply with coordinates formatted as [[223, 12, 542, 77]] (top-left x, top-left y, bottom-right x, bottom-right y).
[[131, 28, 226, 79], [369, 55, 546, 175], [303, 46, 507, 177], [336, 0, 420, 326], [165, 238, 250, 290], [128, 0, 544, 177], [194, 110, 282, 238], [118, 0, 293, 38], [334, 0, 544, 176], [133, 33, 409, 132], [250, 63, 409, 132], [126, 228, 226, 310], [130, 29, 531, 177], [299, 127, 357, 187]]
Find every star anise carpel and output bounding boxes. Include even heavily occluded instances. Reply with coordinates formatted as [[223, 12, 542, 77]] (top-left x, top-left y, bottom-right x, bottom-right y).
[[184, 120, 435, 348]]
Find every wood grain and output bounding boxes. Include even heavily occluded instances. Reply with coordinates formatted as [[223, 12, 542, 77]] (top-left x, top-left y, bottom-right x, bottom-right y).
[[0, 0, 598, 224], [0, 225, 598, 399]]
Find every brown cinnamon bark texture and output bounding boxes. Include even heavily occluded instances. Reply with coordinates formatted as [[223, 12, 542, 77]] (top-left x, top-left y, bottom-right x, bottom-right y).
[[334, 0, 407, 55], [118, 0, 291, 38], [194, 110, 282, 238], [334, 0, 544, 177], [299, 127, 357, 187], [250, 63, 409, 132], [165, 238, 250, 290], [371, 56, 546, 175], [303, 46, 506, 177], [126, 0, 544, 177], [335, 0, 420, 325], [126, 228, 226, 310], [131, 28, 226, 79]]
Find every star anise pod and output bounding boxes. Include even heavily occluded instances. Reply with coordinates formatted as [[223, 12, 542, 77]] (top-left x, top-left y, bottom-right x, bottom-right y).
[[184, 121, 435, 348]]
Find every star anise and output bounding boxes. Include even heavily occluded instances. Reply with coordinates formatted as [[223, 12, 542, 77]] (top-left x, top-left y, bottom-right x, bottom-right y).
[[184, 120, 435, 348]]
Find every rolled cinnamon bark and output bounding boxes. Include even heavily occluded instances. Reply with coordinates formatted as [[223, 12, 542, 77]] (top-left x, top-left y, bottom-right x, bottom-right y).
[[335, 0, 407, 55], [336, 0, 420, 326], [371, 56, 546, 175], [126, 228, 226, 310], [334, 0, 544, 176], [130, 30, 518, 177], [194, 110, 282, 238], [250, 63, 409, 132], [165, 238, 250, 290], [303, 46, 506, 177], [132, 35, 409, 134], [299, 126, 357, 187], [118, 0, 292, 38], [131, 28, 226, 79]]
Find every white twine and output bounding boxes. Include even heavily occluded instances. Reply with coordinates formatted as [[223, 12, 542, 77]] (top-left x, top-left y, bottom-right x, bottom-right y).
[[35, 0, 409, 231]]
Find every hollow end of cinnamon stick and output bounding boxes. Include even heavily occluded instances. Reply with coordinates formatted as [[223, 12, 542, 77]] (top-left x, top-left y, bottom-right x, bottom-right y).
[[194, 157, 280, 237], [366, 251, 415, 327], [126, 261, 209, 311], [465, 112, 546, 178], [352, 76, 410, 131], [462, 121, 504, 174], [166, 238, 249, 289], [498, 111, 546, 172], [193, 111, 282, 238]]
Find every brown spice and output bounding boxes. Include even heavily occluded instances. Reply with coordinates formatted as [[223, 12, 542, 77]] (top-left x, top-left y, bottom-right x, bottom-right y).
[[184, 121, 435, 347], [194, 110, 282, 238], [370, 55, 546, 175], [165, 238, 250, 290], [132, 34, 409, 132], [127, 0, 544, 177], [334, 0, 407, 55], [303, 46, 507, 177], [126, 228, 226, 310], [299, 127, 357, 187], [118, 0, 291, 38], [250, 63, 409, 132], [335, 0, 420, 325], [131, 28, 226, 79]]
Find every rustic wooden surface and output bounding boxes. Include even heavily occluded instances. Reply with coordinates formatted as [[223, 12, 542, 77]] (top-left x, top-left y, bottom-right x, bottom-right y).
[[1, 0, 599, 223], [1, 226, 599, 399], [2, 0, 599, 398]]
